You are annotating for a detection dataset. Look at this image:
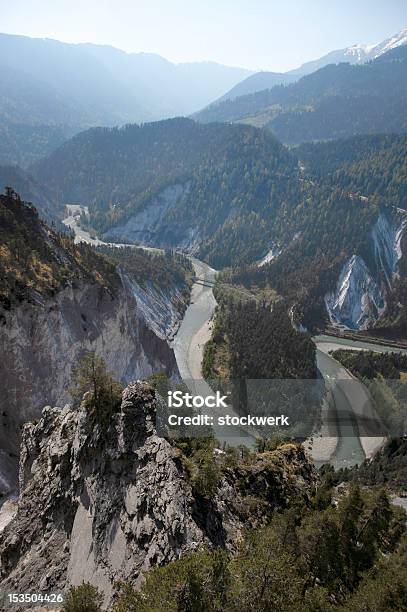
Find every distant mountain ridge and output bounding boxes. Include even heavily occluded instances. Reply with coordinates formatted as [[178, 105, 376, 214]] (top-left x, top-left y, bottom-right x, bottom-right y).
[[0, 32, 252, 166], [0, 33, 251, 124], [213, 28, 407, 103], [195, 46, 407, 143], [342, 27, 407, 63], [290, 27, 407, 75], [1, 28, 406, 166]]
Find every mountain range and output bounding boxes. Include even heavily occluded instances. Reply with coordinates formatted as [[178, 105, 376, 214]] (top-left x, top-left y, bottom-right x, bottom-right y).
[[195, 45, 407, 143], [0, 32, 251, 166], [1, 29, 406, 168], [28, 118, 407, 335], [0, 33, 252, 125], [30, 118, 298, 265], [1, 27, 407, 338], [212, 28, 407, 103]]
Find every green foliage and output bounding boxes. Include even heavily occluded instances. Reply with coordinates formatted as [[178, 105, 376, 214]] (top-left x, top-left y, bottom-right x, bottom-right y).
[[113, 549, 230, 612], [113, 487, 406, 611], [70, 352, 123, 426], [175, 437, 309, 503], [0, 190, 119, 307], [95, 246, 193, 292], [332, 349, 407, 380], [297, 134, 407, 209], [223, 187, 379, 331], [0, 123, 70, 168], [312, 467, 334, 510], [338, 537, 407, 612], [331, 350, 407, 434], [337, 437, 407, 492], [176, 437, 221, 500], [255, 436, 288, 453], [206, 295, 316, 379], [196, 46, 407, 144], [202, 296, 319, 437], [202, 339, 216, 379], [187, 447, 221, 500], [297, 509, 342, 593], [229, 527, 305, 611], [62, 582, 103, 612]]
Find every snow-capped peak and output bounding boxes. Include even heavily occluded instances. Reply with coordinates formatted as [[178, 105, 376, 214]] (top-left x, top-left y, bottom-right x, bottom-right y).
[[344, 28, 407, 63]]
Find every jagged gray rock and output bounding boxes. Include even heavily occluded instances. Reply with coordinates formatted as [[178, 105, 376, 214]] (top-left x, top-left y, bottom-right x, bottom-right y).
[[0, 382, 317, 609], [325, 210, 407, 330], [0, 274, 185, 497]]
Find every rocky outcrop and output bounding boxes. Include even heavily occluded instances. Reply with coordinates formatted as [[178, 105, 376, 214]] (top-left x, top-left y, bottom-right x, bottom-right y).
[[325, 254, 385, 330], [257, 244, 282, 267], [0, 277, 181, 498], [0, 382, 317, 608], [372, 212, 407, 286], [325, 211, 407, 330]]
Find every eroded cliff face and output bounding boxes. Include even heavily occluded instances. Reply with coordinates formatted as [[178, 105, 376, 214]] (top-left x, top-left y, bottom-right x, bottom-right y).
[[325, 211, 407, 330], [371, 212, 407, 286], [325, 254, 385, 330], [103, 183, 203, 252], [120, 272, 188, 342], [0, 382, 316, 609], [0, 276, 185, 498]]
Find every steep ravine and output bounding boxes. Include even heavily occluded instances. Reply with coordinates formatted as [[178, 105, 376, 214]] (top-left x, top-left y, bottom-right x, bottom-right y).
[[0, 274, 185, 498]]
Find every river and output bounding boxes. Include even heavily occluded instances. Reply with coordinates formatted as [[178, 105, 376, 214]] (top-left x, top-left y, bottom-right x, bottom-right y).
[[1, 217, 404, 534], [171, 257, 217, 380], [313, 335, 407, 469], [173, 266, 402, 467], [63, 207, 401, 466]]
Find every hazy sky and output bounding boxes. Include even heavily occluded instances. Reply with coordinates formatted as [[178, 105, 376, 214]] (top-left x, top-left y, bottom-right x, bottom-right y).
[[1, 0, 406, 71]]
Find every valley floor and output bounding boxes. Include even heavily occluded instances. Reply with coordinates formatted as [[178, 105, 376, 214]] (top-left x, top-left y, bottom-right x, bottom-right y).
[[62, 207, 403, 469]]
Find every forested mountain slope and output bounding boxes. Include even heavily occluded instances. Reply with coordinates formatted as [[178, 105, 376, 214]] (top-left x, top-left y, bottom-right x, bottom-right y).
[[32, 118, 300, 266], [31, 117, 407, 335], [340, 436, 407, 491], [0, 189, 118, 307], [297, 134, 407, 209], [0, 165, 59, 226], [216, 134, 407, 335], [0, 123, 73, 169], [0, 189, 190, 496], [210, 28, 407, 105], [195, 46, 407, 144], [217, 71, 298, 102], [219, 190, 394, 331]]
